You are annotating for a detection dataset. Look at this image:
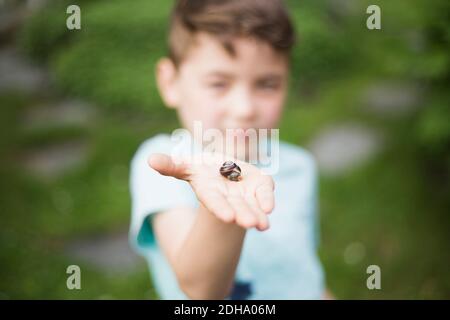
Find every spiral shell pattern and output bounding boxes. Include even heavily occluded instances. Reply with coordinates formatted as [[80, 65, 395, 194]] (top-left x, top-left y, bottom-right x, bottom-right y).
[[220, 161, 241, 181]]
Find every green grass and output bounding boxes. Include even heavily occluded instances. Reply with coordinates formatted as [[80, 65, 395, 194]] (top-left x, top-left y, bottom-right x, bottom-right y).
[[0, 93, 173, 299], [319, 132, 450, 299]]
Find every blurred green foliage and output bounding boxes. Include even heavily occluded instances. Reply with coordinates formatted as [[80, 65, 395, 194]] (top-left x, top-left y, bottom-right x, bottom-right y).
[[19, 0, 171, 112]]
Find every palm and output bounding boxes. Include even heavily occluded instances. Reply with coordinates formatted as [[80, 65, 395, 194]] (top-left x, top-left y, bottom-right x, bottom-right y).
[[149, 153, 274, 231]]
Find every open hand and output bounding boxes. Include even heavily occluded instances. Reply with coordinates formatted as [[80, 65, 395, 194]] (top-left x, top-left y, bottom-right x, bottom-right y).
[[148, 153, 274, 231]]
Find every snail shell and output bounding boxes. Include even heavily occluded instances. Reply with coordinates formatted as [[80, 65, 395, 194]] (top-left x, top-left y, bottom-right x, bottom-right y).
[[220, 161, 241, 181]]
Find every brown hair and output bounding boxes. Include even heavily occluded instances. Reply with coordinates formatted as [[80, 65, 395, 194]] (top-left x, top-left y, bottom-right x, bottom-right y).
[[168, 0, 296, 66]]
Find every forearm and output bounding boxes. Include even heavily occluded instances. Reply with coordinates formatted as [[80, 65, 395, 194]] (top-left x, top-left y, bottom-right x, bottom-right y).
[[174, 203, 246, 299]]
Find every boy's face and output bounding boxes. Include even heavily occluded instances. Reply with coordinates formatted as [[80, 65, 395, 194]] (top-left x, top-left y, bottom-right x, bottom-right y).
[[157, 32, 288, 155]]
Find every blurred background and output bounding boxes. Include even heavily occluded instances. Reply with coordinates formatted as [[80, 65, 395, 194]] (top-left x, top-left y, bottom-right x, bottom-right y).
[[0, 0, 449, 299]]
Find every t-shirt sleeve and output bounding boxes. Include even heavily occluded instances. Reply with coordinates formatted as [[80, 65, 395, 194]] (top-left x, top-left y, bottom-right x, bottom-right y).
[[128, 135, 197, 256]]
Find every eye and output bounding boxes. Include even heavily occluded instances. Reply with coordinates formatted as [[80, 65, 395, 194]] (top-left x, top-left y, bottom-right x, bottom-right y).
[[256, 79, 281, 91], [208, 81, 228, 89]]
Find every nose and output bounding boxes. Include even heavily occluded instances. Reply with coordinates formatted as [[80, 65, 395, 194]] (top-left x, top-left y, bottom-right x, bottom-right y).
[[228, 85, 257, 123]]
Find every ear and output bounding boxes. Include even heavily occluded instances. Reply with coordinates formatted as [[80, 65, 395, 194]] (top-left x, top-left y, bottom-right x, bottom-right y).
[[155, 57, 180, 109]]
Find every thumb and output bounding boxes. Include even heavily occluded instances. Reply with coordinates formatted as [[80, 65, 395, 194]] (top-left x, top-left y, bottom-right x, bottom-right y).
[[148, 153, 188, 180]]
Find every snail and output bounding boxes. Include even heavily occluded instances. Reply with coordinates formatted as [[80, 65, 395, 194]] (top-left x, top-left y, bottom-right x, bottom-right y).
[[220, 161, 241, 181]]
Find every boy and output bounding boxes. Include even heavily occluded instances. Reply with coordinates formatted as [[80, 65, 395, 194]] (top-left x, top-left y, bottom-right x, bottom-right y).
[[129, 0, 326, 299]]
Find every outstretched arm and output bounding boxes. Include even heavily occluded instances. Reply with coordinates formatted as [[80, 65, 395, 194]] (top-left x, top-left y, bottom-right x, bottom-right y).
[[149, 153, 274, 299]]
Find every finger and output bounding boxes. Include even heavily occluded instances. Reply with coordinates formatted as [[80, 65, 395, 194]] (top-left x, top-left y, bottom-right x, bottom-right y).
[[148, 153, 188, 180], [245, 192, 270, 231], [198, 191, 235, 223], [256, 179, 275, 214], [227, 195, 258, 229]]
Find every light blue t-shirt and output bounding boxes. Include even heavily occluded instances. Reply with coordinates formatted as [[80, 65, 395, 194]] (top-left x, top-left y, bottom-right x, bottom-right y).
[[129, 134, 325, 299]]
